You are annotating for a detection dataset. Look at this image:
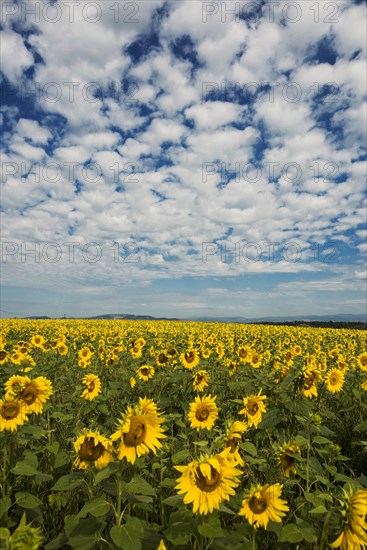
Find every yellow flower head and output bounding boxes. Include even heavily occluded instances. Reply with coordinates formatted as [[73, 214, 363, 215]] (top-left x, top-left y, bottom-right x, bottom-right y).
[[111, 398, 166, 464], [325, 368, 345, 393], [278, 442, 301, 478], [222, 420, 248, 466], [188, 394, 219, 431], [137, 365, 155, 382], [180, 349, 200, 370], [192, 370, 210, 393], [74, 429, 114, 470], [6, 376, 53, 414], [81, 373, 101, 401], [238, 483, 289, 529], [0, 397, 29, 432], [175, 448, 242, 515], [239, 390, 267, 428], [330, 487, 367, 550]]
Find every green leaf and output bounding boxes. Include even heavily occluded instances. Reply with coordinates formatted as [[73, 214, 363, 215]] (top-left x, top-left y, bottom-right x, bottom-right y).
[[76, 496, 111, 518], [198, 516, 225, 539], [295, 435, 308, 446], [11, 450, 38, 476], [162, 494, 183, 507], [0, 497, 12, 519], [164, 521, 193, 546], [0, 528, 10, 544], [54, 451, 70, 469], [94, 462, 119, 484], [313, 436, 332, 445], [44, 533, 68, 549], [310, 504, 328, 514], [279, 524, 303, 543], [19, 425, 47, 439], [125, 475, 156, 497], [159, 478, 177, 488], [110, 517, 144, 550], [15, 492, 42, 509], [172, 449, 191, 464], [241, 442, 257, 457], [52, 473, 84, 491]]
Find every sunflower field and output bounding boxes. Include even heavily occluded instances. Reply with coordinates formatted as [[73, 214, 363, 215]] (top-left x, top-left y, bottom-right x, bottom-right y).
[[0, 319, 367, 550]]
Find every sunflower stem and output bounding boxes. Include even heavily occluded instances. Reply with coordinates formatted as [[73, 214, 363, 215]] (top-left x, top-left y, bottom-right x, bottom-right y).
[[116, 460, 124, 526], [250, 527, 257, 550]]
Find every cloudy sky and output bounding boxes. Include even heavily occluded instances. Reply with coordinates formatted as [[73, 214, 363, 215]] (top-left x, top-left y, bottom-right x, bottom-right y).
[[0, 0, 366, 319]]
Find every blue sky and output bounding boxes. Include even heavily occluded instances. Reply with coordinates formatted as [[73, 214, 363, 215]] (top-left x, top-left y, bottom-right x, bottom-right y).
[[0, 0, 366, 319]]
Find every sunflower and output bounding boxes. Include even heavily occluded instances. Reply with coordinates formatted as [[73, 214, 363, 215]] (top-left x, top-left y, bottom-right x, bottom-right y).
[[57, 343, 68, 356], [361, 379, 367, 392], [7, 376, 53, 414], [325, 368, 345, 393], [222, 420, 248, 466], [0, 397, 29, 431], [74, 429, 114, 470], [129, 377, 136, 389], [201, 347, 211, 359], [81, 374, 101, 401], [137, 365, 155, 382], [0, 349, 8, 364], [188, 394, 219, 431], [278, 442, 301, 477], [237, 346, 252, 363], [4, 375, 28, 396], [130, 346, 142, 359], [301, 368, 322, 399], [175, 448, 242, 515], [238, 483, 289, 529], [251, 352, 263, 368], [11, 352, 25, 365], [30, 334, 45, 348], [156, 351, 169, 367], [180, 349, 200, 370], [330, 487, 367, 549], [357, 352, 367, 372], [111, 397, 166, 464], [239, 390, 267, 428], [192, 370, 210, 392]]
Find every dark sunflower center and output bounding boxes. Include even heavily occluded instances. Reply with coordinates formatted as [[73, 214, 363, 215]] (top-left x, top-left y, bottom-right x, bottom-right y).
[[239, 349, 247, 358], [0, 351, 6, 360], [285, 352, 291, 361], [303, 378, 314, 389], [79, 438, 104, 461], [281, 453, 294, 469], [185, 352, 195, 363], [140, 368, 150, 376], [88, 382, 95, 392], [253, 356, 259, 363], [226, 437, 238, 453], [195, 406, 210, 421], [248, 402, 259, 415], [361, 357, 367, 366], [158, 353, 167, 363], [2, 402, 20, 420], [249, 496, 268, 514], [195, 374, 204, 382], [167, 348, 176, 356], [195, 465, 221, 492], [19, 385, 37, 405], [124, 418, 146, 446]]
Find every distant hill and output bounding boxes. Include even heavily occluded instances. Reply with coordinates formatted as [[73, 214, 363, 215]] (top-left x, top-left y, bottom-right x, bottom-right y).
[[8, 313, 367, 327]]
